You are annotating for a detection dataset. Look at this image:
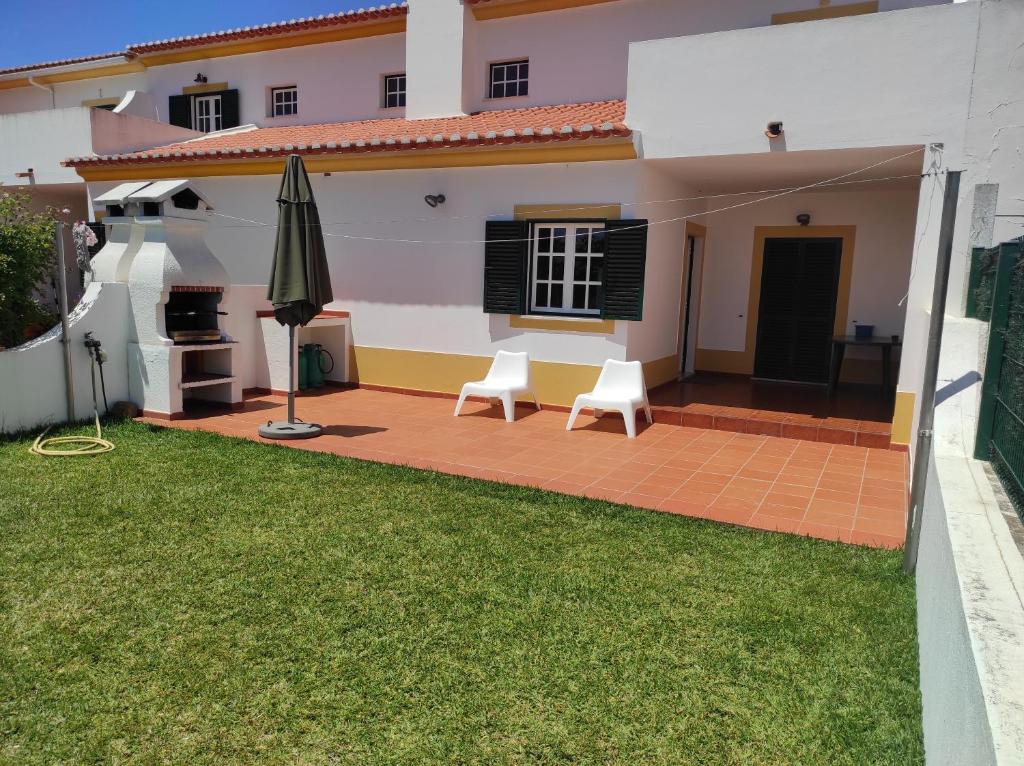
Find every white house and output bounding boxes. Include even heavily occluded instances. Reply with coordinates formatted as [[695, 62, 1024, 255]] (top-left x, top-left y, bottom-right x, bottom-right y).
[[1, 1, 1023, 762]]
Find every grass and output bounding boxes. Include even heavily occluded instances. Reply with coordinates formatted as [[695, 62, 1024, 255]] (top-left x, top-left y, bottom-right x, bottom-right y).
[[0, 420, 922, 765]]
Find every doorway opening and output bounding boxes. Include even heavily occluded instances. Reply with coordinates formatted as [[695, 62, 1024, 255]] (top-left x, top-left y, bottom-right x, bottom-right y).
[[678, 228, 705, 378], [753, 237, 843, 384]]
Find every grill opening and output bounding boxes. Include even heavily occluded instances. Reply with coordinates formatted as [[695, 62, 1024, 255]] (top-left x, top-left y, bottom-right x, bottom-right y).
[[165, 290, 225, 344]]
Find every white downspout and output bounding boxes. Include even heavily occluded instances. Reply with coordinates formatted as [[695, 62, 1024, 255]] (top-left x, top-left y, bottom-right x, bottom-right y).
[[27, 76, 55, 108]]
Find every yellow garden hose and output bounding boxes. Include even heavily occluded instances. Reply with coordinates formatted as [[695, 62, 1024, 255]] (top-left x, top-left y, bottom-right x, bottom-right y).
[[29, 411, 115, 457]]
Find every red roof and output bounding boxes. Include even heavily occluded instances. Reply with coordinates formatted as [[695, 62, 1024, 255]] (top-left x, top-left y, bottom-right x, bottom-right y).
[[0, 4, 406, 77], [128, 4, 407, 54], [64, 100, 630, 168], [0, 51, 131, 77]]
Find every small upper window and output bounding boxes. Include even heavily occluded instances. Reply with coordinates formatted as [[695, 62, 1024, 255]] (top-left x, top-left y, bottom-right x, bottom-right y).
[[383, 74, 406, 109], [271, 86, 298, 117], [489, 60, 528, 99]]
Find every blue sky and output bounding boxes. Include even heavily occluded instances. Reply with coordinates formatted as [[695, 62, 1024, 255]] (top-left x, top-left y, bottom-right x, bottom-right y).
[[1, 1, 376, 69]]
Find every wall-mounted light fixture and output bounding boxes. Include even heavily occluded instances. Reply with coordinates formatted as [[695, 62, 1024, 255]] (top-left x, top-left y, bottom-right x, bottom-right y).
[[194, 73, 208, 84], [765, 121, 784, 138], [796, 213, 811, 226], [424, 194, 446, 208]]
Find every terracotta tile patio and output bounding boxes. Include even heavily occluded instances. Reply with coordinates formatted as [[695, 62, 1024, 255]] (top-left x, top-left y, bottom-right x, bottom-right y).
[[142, 387, 909, 549], [648, 373, 899, 449]]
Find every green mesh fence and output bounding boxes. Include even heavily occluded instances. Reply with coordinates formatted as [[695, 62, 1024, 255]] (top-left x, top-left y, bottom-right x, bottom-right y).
[[966, 246, 998, 320], [976, 237, 1024, 521]]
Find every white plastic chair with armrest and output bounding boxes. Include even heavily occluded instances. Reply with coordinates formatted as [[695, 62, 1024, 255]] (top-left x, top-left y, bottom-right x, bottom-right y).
[[565, 360, 652, 438], [454, 350, 539, 423]]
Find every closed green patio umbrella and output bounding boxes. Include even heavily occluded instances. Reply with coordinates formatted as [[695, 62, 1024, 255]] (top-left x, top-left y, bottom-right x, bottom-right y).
[[259, 154, 334, 440]]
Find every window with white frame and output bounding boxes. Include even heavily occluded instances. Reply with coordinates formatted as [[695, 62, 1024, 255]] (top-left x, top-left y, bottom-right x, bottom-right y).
[[271, 86, 298, 117], [383, 73, 406, 108], [530, 223, 605, 315], [192, 94, 222, 132], [489, 59, 528, 99]]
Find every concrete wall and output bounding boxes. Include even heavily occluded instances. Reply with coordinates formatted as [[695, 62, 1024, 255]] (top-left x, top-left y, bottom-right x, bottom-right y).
[[462, 0, 947, 113], [915, 315, 1024, 765], [0, 282, 131, 434], [625, 2, 977, 159]]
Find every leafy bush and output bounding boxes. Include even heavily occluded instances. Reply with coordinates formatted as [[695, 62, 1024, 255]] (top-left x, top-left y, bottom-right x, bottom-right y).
[[0, 191, 61, 348]]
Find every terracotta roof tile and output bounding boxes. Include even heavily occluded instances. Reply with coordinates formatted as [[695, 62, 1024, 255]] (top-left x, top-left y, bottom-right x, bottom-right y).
[[0, 51, 131, 77], [64, 100, 630, 168], [0, 4, 406, 77], [127, 4, 408, 53]]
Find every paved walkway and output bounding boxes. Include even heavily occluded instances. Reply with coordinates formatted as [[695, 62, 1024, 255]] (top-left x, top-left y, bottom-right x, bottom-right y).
[[143, 388, 909, 549]]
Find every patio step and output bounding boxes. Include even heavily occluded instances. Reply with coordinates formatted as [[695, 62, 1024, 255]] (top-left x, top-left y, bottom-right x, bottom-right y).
[[650, 405, 899, 451]]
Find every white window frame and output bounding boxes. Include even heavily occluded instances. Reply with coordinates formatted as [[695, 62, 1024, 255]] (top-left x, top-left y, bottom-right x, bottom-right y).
[[192, 94, 222, 132], [382, 73, 406, 108], [529, 222, 605, 316], [271, 85, 298, 117], [489, 59, 529, 99]]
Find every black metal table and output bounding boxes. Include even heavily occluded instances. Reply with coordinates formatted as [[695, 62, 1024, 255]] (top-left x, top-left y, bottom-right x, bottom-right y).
[[828, 335, 902, 397]]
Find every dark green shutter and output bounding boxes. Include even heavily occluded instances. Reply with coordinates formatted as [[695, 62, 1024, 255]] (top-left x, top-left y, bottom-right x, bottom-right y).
[[601, 219, 648, 320], [168, 94, 191, 128], [219, 89, 240, 129], [483, 220, 529, 314]]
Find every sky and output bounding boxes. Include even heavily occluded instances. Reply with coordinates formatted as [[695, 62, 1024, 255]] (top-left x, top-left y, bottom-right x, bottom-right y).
[[0, 0, 378, 69]]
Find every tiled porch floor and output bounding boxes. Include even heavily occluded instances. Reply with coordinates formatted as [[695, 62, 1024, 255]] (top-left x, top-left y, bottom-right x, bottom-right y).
[[143, 387, 909, 549], [648, 373, 897, 449]]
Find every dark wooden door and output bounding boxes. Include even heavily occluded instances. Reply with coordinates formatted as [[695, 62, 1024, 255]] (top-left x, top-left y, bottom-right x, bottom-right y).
[[753, 237, 842, 383]]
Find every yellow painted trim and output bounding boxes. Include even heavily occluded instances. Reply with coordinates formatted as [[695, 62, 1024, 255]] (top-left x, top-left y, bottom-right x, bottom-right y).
[[138, 20, 406, 67], [471, 0, 617, 20], [772, 1, 879, 25], [510, 315, 615, 334], [513, 203, 621, 221], [891, 391, 915, 445], [350, 345, 605, 406], [0, 78, 30, 91], [695, 226, 857, 376], [182, 81, 229, 95], [73, 141, 637, 182], [642, 355, 680, 390], [34, 61, 146, 85], [81, 97, 121, 108]]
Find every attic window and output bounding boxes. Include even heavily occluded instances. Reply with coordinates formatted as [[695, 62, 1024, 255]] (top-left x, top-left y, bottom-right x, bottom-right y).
[[142, 201, 160, 216], [171, 188, 202, 210]]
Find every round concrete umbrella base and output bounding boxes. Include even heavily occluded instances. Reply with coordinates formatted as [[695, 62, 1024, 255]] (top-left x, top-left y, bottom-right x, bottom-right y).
[[259, 421, 323, 440]]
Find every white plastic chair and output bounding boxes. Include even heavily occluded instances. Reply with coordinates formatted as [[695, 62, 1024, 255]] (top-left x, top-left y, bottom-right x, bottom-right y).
[[566, 360, 652, 438], [454, 350, 540, 423]]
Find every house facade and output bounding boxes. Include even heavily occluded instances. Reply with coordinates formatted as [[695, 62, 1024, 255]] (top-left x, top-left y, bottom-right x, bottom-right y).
[[2, 0, 1024, 761]]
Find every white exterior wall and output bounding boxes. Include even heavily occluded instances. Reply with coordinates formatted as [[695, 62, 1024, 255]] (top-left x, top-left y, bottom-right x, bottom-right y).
[[464, 0, 948, 113], [0, 72, 149, 115], [144, 33, 406, 127], [696, 188, 918, 353], [625, 163, 702, 366], [86, 160, 642, 390]]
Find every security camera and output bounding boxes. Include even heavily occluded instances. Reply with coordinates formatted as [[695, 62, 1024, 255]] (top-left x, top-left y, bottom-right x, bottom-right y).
[[765, 121, 784, 138]]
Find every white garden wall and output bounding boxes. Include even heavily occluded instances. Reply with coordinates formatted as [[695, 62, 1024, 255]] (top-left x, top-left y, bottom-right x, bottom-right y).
[[0, 282, 131, 434]]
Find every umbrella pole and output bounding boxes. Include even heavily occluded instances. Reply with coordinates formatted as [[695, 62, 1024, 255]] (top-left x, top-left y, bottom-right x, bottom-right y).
[[288, 324, 296, 424]]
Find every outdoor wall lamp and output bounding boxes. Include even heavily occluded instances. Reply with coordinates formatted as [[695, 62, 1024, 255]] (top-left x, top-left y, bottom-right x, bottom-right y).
[[796, 213, 811, 226], [194, 73, 208, 84], [765, 121, 784, 138], [424, 194, 446, 208]]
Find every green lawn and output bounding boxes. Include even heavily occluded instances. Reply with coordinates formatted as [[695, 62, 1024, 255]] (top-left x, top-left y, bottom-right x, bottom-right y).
[[0, 421, 922, 765]]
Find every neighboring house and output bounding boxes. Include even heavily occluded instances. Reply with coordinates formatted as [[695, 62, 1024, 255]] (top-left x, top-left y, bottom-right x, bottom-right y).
[[2, 2, 1023, 760]]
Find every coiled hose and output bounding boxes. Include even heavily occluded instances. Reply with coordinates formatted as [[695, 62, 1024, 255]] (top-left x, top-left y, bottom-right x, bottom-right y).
[[29, 338, 114, 457]]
